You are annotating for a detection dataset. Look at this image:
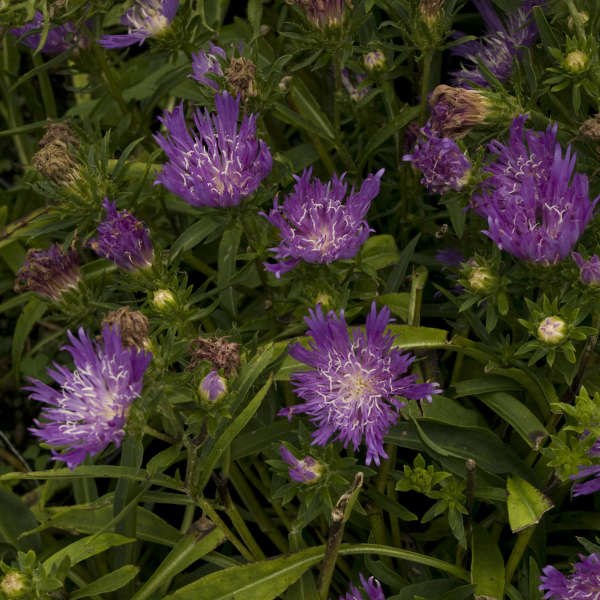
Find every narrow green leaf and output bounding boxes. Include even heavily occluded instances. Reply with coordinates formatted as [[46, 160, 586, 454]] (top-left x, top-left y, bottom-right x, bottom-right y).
[[218, 225, 242, 317], [247, 0, 263, 37], [471, 525, 505, 600], [170, 218, 219, 262], [70, 565, 140, 600], [376, 293, 409, 321], [289, 79, 336, 141], [385, 233, 421, 293], [0, 489, 42, 552], [12, 298, 47, 381], [360, 234, 399, 270], [506, 475, 553, 533], [388, 325, 448, 349]]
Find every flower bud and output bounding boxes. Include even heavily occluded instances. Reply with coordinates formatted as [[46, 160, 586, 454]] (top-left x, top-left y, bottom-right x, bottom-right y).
[[0, 571, 29, 599], [573, 253, 600, 286], [564, 50, 588, 73], [363, 50, 385, 71], [468, 266, 496, 294], [278, 75, 292, 92], [153, 289, 176, 310], [280, 446, 322, 484], [102, 306, 150, 350], [199, 370, 227, 403], [568, 10, 589, 31], [419, 0, 444, 26], [537, 316, 566, 345]]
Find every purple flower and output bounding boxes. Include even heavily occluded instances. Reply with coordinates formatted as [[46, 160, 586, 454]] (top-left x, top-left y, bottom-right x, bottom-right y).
[[540, 553, 600, 599], [279, 302, 441, 466], [572, 439, 600, 497], [99, 0, 179, 49], [435, 248, 465, 268], [199, 371, 227, 403], [190, 43, 227, 90], [452, 1, 542, 87], [403, 123, 471, 194], [573, 253, 600, 286], [279, 446, 322, 483], [341, 69, 369, 101], [291, 0, 348, 28], [15, 243, 81, 301], [340, 574, 386, 600], [10, 12, 82, 54], [262, 168, 383, 278], [25, 325, 152, 469], [88, 199, 154, 271], [154, 92, 272, 208], [472, 115, 598, 264]]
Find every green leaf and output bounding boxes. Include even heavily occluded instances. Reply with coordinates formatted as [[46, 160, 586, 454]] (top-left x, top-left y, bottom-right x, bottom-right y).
[[506, 475, 554, 533], [131, 527, 226, 600], [247, 0, 262, 38], [218, 224, 242, 317], [163, 545, 325, 600], [43, 533, 135, 572], [169, 218, 218, 263], [388, 325, 448, 349], [376, 293, 409, 321], [476, 392, 548, 449], [385, 233, 421, 293], [471, 524, 505, 600], [0, 489, 42, 552], [70, 565, 140, 600], [12, 297, 47, 382], [289, 79, 336, 141], [453, 376, 522, 398], [360, 235, 399, 270]]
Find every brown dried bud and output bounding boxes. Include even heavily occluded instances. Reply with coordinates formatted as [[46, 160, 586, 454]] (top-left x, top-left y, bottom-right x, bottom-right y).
[[32, 122, 80, 185], [225, 56, 257, 99], [579, 114, 600, 142], [102, 306, 150, 350], [420, 0, 444, 24], [429, 85, 490, 139], [188, 336, 240, 376]]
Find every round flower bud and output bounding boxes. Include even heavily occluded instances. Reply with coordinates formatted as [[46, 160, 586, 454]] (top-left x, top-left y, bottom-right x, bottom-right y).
[[537, 316, 567, 345], [0, 571, 29, 599], [153, 289, 176, 310], [363, 50, 385, 71], [568, 10, 589, 31], [564, 50, 588, 73], [468, 266, 496, 294], [199, 370, 227, 403], [280, 446, 323, 484], [278, 76, 292, 92]]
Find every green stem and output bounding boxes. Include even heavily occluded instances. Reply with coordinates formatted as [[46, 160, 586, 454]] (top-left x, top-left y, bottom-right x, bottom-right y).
[[32, 53, 57, 118], [92, 44, 130, 117], [408, 266, 428, 327], [419, 49, 435, 122], [505, 526, 535, 584]]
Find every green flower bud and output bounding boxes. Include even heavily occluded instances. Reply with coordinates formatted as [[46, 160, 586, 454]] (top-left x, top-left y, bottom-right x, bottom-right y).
[[564, 50, 588, 72], [468, 266, 496, 294], [0, 572, 29, 599], [537, 316, 567, 345], [363, 50, 385, 71], [153, 289, 176, 310]]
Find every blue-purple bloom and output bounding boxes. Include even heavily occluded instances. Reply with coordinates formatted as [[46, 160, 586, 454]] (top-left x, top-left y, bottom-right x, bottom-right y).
[[10, 12, 82, 54], [279, 446, 322, 483], [472, 115, 598, 264], [340, 574, 385, 600], [571, 439, 600, 497], [452, 0, 541, 87], [279, 302, 441, 466], [190, 43, 227, 90], [341, 69, 369, 101], [573, 253, 600, 286], [15, 243, 81, 301], [403, 123, 471, 194], [154, 92, 272, 208], [99, 0, 179, 49], [88, 198, 154, 271], [199, 371, 227, 403], [540, 552, 600, 599], [26, 325, 152, 469], [262, 168, 384, 278]]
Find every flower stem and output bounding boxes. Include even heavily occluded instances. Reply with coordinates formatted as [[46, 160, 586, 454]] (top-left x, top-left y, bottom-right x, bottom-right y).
[[505, 526, 535, 584]]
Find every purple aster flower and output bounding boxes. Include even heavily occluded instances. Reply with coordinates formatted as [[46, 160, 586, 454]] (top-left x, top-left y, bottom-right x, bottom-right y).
[[199, 371, 227, 403], [279, 302, 441, 466], [154, 92, 272, 208], [341, 69, 369, 101], [262, 168, 384, 278], [340, 574, 386, 600], [472, 115, 598, 264], [15, 243, 81, 301], [571, 439, 600, 497], [540, 553, 600, 599], [573, 253, 600, 286], [279, 446, 322, 483], [452, 0, 542, 87], [88, 198, 154, 271], [292, 0, 350, 28], [25, 325, 152, 469], [435, 248, 465, 268], [99, 0, 179, 49], [190, 43, 227, 90], [10, 12, 82, 54], [403, 123, 472, 194]]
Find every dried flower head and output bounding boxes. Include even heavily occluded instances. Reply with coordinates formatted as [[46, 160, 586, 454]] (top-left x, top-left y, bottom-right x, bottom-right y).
[[88, 199, 154, 272], [225, 56, 257, 99], [280, 303, 441, 466], [262, 167, 383, 278], [188, 336, 240, 376], [579, 113, 600, 142], [403, 123, 471, 194], [99, 0, 179, 49], [15, 243, 81, 301], [25, 325, 152, 469], [32, 123, 80, 185], [429, 85, 490, 138], [154, 92, 272, 208], [340, 574, 386, 600], [471, 115, 598, 264], [540, 552, 600, 599], [289, 0, 353, 29], [280, 446, 322, 483], [102, 307, 150, 350]]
